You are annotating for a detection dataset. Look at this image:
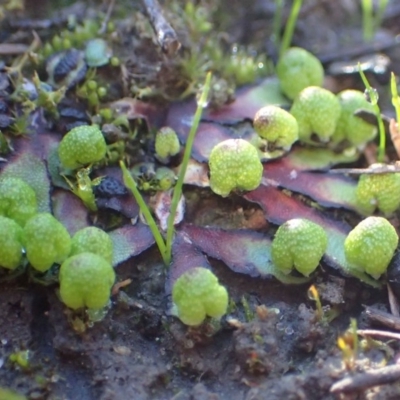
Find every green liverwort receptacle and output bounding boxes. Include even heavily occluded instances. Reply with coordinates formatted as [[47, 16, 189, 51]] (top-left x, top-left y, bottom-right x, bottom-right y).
[[0, 177, 38, 227], [70, 226, 113, 264], [355, 164, 400, 216], [59, 252, 115, 310], [332, 90, 377, 147], [253, 105, 299, 151], [0, 216, 23, 270], [208, 138, 263, 197], [344, 216, 398, 279], [290, 86, 341, 144], [271, 218, 328, 276], [22, 213, 71, 272], [155, 126, 181, 161], [58, 125, 107, 170], [172, 267, 228, 326], [276, 47, 324, 100]]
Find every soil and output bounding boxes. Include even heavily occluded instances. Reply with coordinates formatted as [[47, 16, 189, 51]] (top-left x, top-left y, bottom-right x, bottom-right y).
[[2, 1, 400, 399]]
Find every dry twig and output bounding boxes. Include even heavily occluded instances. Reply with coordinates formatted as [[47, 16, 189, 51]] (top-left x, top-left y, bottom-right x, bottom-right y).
[[141, 0, 181, 57]]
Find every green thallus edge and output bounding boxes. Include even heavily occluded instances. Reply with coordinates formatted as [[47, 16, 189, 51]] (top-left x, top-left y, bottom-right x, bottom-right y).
[[120, 72, 212, 266], [358, 64, 386, 163]]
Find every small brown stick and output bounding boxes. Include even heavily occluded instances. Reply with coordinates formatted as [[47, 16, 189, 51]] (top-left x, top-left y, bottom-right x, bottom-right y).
[[357, 329, 400, 341], [141, 0, 181, 57], [330, 364, 400, 393], [363, 305, 400, 331], [388, 283, 400, 317]]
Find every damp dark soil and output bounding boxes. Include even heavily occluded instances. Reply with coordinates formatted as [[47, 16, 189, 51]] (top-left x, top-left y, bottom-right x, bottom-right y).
[[2, 1, 400, 399]]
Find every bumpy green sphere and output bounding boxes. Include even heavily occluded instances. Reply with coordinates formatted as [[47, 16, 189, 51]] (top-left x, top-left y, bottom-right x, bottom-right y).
[[344, 216, 398, 278], [70, 226, 113, 264], [22, 213, 71, 272], [59, 252, 115, 310], [290, 86, 341, 144], [356, 165, 400, 216], [271, 218, 328, 276], [58, 125, 107, 170], [253, 105, 299, 151], [276, 47, 324, 100], [0, 216, 23, 270], [332, 90, 377, 146], [0, 177, 37, 227], [155, 127, 180, 160], [209, 139, 263, 197], [172, 267, 228, 326]]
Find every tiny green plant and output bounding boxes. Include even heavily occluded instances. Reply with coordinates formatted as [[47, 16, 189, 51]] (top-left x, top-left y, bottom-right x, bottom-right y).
[[337, 318, 359, 370], [358, 64, 386, 162], [121, 72, 212, 266]]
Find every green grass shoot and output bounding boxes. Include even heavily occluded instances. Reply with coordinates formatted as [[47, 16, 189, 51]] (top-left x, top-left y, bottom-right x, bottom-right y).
[[120, 72, 212, 266], [358, 64, 386, 163]]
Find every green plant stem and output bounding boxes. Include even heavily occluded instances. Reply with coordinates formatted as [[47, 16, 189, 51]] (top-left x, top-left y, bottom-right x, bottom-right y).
[[358, 65, 386, 163], [375, 0, 389, 34], [120, 160, 168, 265], [391, 72, 400, 125], [361, 0, 374, 42], [272, 0, 284, 49], [165, 72, 212, 264], [278, 0, 303, 60]]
